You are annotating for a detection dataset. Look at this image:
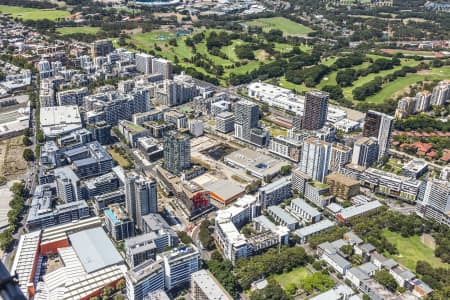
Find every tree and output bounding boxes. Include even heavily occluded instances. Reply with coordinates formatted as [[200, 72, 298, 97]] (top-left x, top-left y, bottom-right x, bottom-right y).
[[374, 270, 398, 292], [116, 279, 126, 291], [340, 245, 354, 256], [177, 231, 192, 244], [36, 131, 44, 143], [101, 285, 114, 299], [0, 229, 13, 250], [206, 258, 241, 298], [280, 165, 292, 176], [199, 220, 215, 250], [22, 136, 32, 146], [336, 69, 356, 87], [300, 272, 335, 293], [211, 250, 223, 261], [23, 128, 31, 137], [22, 149, 34, 161], [285, 283, 297, 295], [250, 282, 290, 300], [235, 247, 308, 290]]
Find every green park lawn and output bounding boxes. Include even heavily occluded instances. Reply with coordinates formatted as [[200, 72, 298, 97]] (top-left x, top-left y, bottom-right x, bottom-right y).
[[278, 76, 311, 93], [316, 61, 372, 89], [363, 65, 450, 103], [245, 17, 313, 35], [342, 58, 421, 101], [57, 26, 101, 35], [0, 5, 69, 21], [382, 230, 449, 270], [271, 266, 311, 289]]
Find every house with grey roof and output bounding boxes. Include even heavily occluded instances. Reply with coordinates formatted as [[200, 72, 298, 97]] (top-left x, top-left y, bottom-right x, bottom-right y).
[[267, 205, 297, 231], [289, 198, 321, 223], [318, 240, 351, 275], [355, 243, 376, 262], [390, 265, 416, 289], [343, 231, 363, 245], [294, 219, 335, 244]]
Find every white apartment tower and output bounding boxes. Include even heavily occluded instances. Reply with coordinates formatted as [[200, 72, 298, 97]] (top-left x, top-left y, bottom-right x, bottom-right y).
[[300, 137, 331, 182]]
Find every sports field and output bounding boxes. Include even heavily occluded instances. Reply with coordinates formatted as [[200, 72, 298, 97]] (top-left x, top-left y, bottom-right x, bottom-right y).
[[57, 27, 101, 35], [245, 17, 313, 35], [382, 230, 449, 270], [271, 266, 311, 289], [0, 5, 69, 21]]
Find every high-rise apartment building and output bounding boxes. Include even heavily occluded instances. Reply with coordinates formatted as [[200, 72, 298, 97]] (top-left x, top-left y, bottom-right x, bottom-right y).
[[54, 167, 81, 203], [329, 144, 352, 172], [299, 137, 331, 182], [431, 80, 450, 107], [415, 90, 432, 112], [152, 58, 173, 80], [215, 112, 234, 133], [191, 270, 233, 300], [91, 40, 114, 58], [351, 137, 379, 168], [162, 246, 200, 290], [362, 110, 394, 159], [395, 96, 416, 119], [126, 172, 158, 230], [234, 100, 259, 141], [302, 91, 329, 130], [162, 132, 191, 174], [104, 204, 135, 241], [85, 89, 151, 125], [57, 87, 89, 106], [417, 179, 450, 226], [136, 53, 154, 74]]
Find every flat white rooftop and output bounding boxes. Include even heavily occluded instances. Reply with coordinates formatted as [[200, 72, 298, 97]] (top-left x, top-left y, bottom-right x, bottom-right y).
[[40, 105, 82, 137]]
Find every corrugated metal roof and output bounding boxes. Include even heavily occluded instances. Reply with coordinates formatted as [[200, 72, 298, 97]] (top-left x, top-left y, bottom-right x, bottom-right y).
[[69, 227, 123, 273]]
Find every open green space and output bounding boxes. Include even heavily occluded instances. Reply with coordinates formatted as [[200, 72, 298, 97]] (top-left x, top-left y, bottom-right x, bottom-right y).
[[108, 148, 132, 168], [278, 76, 311, 93], [316, 61, 372, 89], [341, 58, 421, 102], [382, 230, 449, 270], [245, 17, 313, 35], [363, 66, 450, 103], [382, 49, 442, 57], [271, 266, 311, 289], [124, 29, 273, 83], [57, 26, 101, 35], [0, 5, 69, 21]]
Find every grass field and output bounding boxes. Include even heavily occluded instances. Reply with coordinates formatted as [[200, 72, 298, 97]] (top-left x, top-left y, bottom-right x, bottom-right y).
[[364, 66, 450, 103], [382, 49, 443, 57], [108, 148, 132, 169], [57, 27, 101, 35], [0, 5, 69, 21], [271, 266, 311, 289], [316, 61, 372, 89], [245, 17, 313, 35], [342, 58, 422, 102], [382, 230, 449, 270]]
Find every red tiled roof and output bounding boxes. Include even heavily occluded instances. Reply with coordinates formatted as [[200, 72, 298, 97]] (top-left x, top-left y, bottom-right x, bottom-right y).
[[412, 142, 432, 154], [440, 150, 450, 162], [427, 151, 437, 158]]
